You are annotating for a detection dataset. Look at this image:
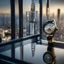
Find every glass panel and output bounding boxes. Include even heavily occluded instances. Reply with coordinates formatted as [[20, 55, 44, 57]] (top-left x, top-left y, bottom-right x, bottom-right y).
[[50, 0, 64, 41], [1, 40, 64, 64], [0, 45, 11, 57], [42, 0, 64, 42], [0, 39, 46, 64], [54, 48, 64, 64]]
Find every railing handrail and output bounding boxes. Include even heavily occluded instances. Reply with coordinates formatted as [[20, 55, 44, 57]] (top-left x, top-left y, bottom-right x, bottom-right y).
[[41, 40, 64, 49], [0, 34, 40, 47]]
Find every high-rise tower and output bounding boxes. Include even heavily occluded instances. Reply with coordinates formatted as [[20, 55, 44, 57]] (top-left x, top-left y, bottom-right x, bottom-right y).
[[31, 0, 35, 11], [57, 9, 60, 23], [30, 0, 35, 23], [26, 11, 30, 35], [30, 0, 36, 34], [26, 0, 37, 35], [57, 9, 61, 31], [46, 0, 50, 20]]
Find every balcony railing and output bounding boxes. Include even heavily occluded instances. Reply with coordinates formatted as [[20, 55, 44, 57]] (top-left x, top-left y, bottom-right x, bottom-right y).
[[0, 34, 40, 63]]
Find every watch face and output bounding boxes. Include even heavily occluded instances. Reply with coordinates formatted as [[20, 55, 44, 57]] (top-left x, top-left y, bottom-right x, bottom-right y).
[[44, 23, 55, 34]]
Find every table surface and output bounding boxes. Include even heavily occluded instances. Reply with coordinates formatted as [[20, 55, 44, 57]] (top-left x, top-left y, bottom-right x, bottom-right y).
[[0, 39, 64, 64]]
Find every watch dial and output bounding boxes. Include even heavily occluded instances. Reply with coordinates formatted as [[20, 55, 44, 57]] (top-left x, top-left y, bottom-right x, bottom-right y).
[[44, 23, 55, 34]]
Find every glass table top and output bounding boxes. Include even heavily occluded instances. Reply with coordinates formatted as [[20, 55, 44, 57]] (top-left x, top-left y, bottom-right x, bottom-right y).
[[0, 39, 64, 64]]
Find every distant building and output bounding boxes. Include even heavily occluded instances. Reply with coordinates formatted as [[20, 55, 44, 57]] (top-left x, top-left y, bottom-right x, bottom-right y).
[[46, 0, 50, 20], [0, 14, 11, 29], [26, 11, 30, 35], [57, 9, 61, 30], [57, 9, 60, 24], [26, 0, 38, 35]]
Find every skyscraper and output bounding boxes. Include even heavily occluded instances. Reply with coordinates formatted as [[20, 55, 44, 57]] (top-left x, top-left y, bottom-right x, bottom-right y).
[[30, 0, 35, 23], [57, 9, 60, 24], [46, 0, 50, 20], [57, 9, 61, 38], [26, 0, 38, 35], [30, 0, 36, 35], [31, 0, 35, 11], [26, 11, 30, 35]]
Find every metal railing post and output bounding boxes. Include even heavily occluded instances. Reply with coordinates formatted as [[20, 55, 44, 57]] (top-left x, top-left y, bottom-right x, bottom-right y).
[[10, 0, 15, 59], [18, 0, 23, 60], [39, 0, 43, 44], [18, 0, 23, 38]]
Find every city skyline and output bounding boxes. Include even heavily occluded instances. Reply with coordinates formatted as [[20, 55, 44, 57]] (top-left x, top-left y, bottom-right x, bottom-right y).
[[0, 0, 64, 42]]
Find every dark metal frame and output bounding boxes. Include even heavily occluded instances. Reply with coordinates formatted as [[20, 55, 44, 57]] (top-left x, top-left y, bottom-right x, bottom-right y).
[[42, 41, 64, 49], [10, 0, 15, 58], [18, 0, 23, 60], [0, 34, 39, 63], [39, 0, 43, 44], [0, 34, 40, 47], [18, 0, 23, 38], [10, 0, 15, 40], [0, 34, 40, 63]]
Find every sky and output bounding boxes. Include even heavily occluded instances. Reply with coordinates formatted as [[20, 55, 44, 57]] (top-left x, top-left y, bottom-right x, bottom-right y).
[[0, 0, 64, 15]]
